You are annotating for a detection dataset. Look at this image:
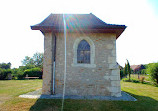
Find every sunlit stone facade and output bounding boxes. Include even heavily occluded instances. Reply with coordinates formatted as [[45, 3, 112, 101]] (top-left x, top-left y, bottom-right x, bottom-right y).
[[42, 32, 121, 97]]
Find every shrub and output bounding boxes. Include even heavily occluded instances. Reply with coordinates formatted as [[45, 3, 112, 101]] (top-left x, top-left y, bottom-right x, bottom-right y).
[[123, 78, 139, 83], [17, 74, 25, 80], [120, 69, 124, 79], [24, 68, 43, 79], [147, 63, 158, 84], [19, 65, 35, 71], [12, 68, 24, 80], [0, 68, 12, 80], [139, 76, 145, 83], [141, 69, 146, 74]]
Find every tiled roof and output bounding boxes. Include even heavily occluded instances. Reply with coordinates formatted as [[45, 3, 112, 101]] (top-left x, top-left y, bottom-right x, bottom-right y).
[[131, 65, 140, 70], [31, 13, 126, 39], [131, 65, 145, 71]]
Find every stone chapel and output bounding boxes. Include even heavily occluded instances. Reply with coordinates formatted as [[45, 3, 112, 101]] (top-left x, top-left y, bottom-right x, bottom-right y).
[[31, 13, 126, 97]]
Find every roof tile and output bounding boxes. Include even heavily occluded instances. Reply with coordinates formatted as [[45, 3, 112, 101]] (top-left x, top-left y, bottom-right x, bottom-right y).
[[31, 13, 126, 39]]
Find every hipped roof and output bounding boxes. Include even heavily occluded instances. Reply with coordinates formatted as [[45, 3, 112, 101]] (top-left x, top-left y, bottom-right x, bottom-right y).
[[31, 13, 126, 39]]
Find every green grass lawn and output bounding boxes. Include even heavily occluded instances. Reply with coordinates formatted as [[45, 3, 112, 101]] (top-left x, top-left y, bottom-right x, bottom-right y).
[[0, 80, 158, 111], [130, 74, 151, 82]]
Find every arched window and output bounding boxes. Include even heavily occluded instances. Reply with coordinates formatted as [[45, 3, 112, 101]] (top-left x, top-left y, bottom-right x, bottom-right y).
[[77, 40, 90, 63]]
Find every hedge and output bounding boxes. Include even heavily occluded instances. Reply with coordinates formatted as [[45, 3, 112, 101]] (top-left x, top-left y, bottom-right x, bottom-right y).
[[24, 68, 43, 79], [0, 68, 12, 80]]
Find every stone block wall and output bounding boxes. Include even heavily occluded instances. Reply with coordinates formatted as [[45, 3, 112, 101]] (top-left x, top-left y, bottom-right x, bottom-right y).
[[42, 32, 55, 95], [52, 32, 121, 97]]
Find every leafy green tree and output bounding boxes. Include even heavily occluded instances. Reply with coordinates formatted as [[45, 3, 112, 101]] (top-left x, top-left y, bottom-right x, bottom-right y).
[[0, 62, 12, 80], [141, 69, 147, 74], [0, 62, 11, 69], [22, 53, 43, 68], [20, 53, 43, 79], [120, 69, 124, 79], [123, 63, 128, 77], [32, 53, 43, 67], [12, 68, 25, 80], [0, 68, 12, 80], [127, 60, 131, 80], [19, 64, 35, 71], [22, 56, 34, 66], [147, 63, 158, 84]]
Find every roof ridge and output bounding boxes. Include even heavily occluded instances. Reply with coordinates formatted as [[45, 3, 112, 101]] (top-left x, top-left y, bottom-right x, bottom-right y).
[[49, 13, 91, 15]]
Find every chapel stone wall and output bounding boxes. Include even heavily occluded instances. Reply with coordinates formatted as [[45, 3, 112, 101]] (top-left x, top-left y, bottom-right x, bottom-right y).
[[53, 32, 121, 97]]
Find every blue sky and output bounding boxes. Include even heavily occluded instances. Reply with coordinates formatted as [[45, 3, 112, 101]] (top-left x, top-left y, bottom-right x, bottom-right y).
[[148, 0, 158, 15], [0, 0, 158, 68]]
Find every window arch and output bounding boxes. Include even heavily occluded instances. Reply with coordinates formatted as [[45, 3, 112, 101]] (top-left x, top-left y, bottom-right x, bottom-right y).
[[72, 37, 96, 68], [77, 40, 90, 63]]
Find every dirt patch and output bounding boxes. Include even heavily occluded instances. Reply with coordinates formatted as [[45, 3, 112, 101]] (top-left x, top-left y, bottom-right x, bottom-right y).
[[0, 95, 11, 104], [0, 95, 11, 110]]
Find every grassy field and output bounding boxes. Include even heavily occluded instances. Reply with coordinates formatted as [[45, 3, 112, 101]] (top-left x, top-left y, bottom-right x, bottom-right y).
[[0, 80, 158, 111], [130, 74, 151, 82], [0, 80, 42, 111]]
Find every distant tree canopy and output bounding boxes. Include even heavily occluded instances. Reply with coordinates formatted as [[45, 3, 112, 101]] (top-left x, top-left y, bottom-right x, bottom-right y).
[[0, 52, 44, 80], [22, 56, 34, 66], [0, 62, 11, 69], [0, 62, 12, 80], [22, 53, 43, 68], [0, 68, 12, 80], [19, 64, 36, 71], [19, 53, 44, 79]]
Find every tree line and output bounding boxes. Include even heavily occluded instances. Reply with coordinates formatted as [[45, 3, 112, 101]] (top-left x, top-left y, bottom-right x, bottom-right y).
[[0, 53, 43, 80], [1, 54, 158, 85], [120, 60, 158, 85]]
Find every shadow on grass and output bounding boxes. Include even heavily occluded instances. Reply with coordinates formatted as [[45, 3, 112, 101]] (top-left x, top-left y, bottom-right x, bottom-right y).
[[29, 93, 158, 111]]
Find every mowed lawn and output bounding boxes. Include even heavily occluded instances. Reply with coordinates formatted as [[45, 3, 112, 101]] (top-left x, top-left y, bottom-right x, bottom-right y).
[[130, 74, 151, 82], [0, 80, 158, 111]]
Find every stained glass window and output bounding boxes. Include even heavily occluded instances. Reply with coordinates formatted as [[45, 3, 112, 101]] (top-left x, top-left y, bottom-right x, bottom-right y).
[[77, 40, 90, 63]]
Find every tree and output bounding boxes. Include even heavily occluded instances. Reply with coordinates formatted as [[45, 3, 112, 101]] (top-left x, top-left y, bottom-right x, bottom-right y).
[[12, 68, 24, 80], [22, 53, 43, 68], [22, 56, 34, 66], [0, 62, 12, 80], [147, 63, 158, 84], [19, 64, 36, 71], [120, 69, 124, 79], [141, 69, 147, 75], [0, 68, 12, 80], [32, 53, 43, 67], [0, 62, 11, 69], [126, 60, 131, 80], [123, 63, 128, 77]]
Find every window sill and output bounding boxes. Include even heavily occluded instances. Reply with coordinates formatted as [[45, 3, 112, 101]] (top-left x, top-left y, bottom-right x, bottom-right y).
[[71, 63, 96, 68]]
